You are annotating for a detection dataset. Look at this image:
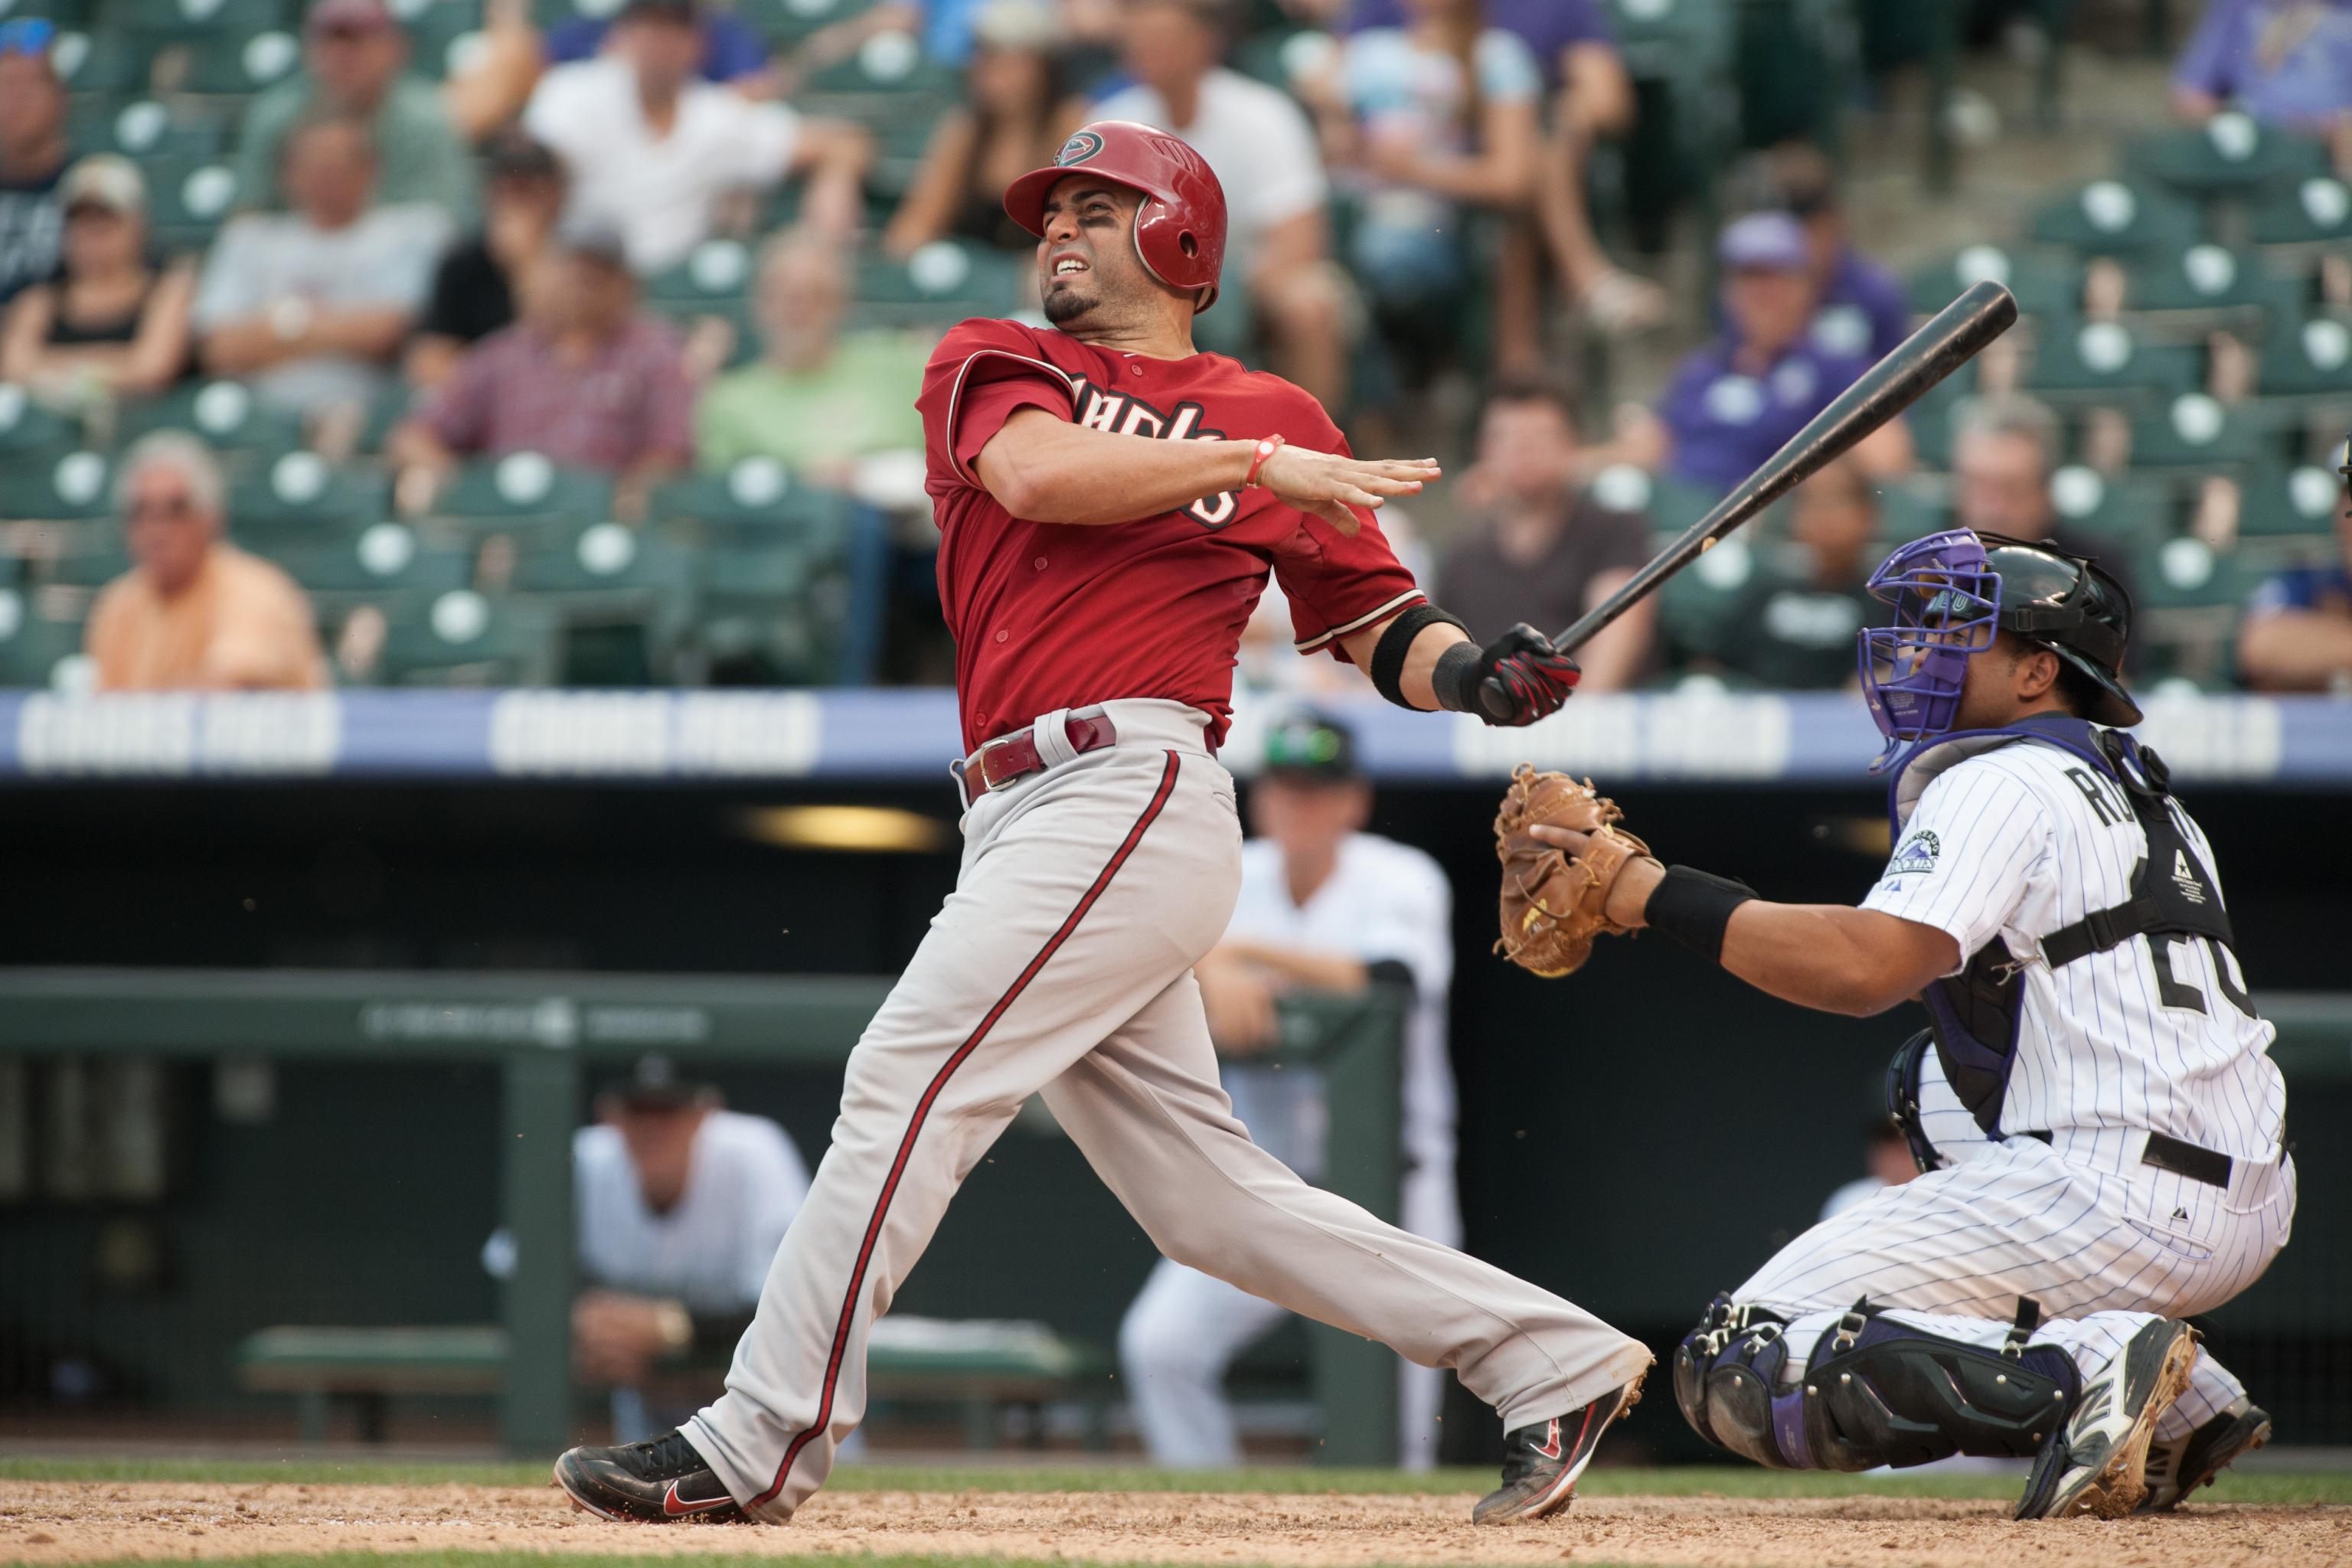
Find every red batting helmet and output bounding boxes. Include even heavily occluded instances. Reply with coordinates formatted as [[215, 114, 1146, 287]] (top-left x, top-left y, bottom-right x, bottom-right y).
[[1003, 120, 1227, 312]]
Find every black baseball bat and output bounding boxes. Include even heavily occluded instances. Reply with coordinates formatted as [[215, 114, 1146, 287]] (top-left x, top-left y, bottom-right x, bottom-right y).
[[1551, 279, 2019, 655]]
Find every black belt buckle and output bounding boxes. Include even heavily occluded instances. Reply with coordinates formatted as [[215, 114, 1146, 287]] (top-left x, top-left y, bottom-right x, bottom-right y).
[[2141, 1131, 2232, 1189]]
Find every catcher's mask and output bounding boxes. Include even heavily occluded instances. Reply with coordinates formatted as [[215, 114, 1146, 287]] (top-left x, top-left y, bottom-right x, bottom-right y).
[[1858, 529, 2001, 770]]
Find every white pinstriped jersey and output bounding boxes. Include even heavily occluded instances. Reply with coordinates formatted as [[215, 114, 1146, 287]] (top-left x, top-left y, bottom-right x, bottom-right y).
[[1862, 734, 2285, 1165]]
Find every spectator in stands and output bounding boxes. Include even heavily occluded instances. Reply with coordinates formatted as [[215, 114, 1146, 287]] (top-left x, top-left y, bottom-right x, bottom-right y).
[[85, 432, 328, 691], [2237, 434, 2352, 691], [2170, 0, 2352, 144], [1764, 143, 1909, 363], [1433, 377, 1654, 691], [695, 232, 929, 482], [1, 157, 194, 400], [1305, 0, 1539, 377], [523, 0, 871, 277], [390, 220, 694, 520], [233, 0, 478, 220], [195, 114, 448, 420], [1086, 0, 1349, 410], [1951, 394, 2067, 542], [1710, 457, 1882, 690], [0, 18, 70, 308], [1628, 211, 1908, 495], [1821, 1117, 1921, 1222], [1345, 0, 1659, 345], [446, 0, 778, 144], [884, 0, 1084, 258], [406, 132, 567, 391]]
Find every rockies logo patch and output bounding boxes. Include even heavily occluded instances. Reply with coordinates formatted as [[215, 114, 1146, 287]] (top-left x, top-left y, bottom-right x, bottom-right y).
[[1889, 830, 1940, 877], [1056, 130, 1106, 167]]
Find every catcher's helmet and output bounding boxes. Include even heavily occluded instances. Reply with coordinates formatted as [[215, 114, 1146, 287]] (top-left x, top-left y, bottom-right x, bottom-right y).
[[1979, 532, 2141, 728], [1004, 120, 1227, 312]]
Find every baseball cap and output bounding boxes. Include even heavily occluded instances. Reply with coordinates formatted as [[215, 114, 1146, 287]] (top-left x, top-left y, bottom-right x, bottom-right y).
[[60, 154, 145, 218], [972, 0, 1056, 51], [304, 0, 395, 35], [0, 17, 57, 57], [612, 1054, 704, 1111], [484, 129, 562, 185], [554, 215, 630, 270], [1260, 709, 1359, 782], [1718, 211, 1811, 273]]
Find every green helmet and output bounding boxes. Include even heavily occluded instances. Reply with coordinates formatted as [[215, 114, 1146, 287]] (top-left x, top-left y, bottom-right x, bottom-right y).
[[1978, 532, 2140, 727]]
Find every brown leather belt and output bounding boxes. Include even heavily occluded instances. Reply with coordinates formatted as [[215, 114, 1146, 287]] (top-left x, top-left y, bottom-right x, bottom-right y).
[[956, 713, 1118, 800]]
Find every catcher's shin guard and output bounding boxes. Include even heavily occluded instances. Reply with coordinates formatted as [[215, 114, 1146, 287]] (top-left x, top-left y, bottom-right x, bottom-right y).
[[1675, 1295, 2079, 1471]]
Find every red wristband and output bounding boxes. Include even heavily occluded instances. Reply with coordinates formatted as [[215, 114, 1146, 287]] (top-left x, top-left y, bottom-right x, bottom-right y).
[[1243, 434, 1285, 488]]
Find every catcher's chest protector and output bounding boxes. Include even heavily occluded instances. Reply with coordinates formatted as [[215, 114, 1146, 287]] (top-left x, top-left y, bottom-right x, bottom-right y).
[[1890, 715, 2243, 1136]]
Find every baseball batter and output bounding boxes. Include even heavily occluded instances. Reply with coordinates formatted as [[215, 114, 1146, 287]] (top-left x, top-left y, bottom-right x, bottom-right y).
[[1508, 531, 2293, 1520], [554, 120, 1651, 1527]]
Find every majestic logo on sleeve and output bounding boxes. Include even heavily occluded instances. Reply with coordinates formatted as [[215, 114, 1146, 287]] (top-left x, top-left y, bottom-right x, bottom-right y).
[[1889, 830, 1940, 877], [1056, 129, 1106, 167], [1068, 376, 1240, 528]]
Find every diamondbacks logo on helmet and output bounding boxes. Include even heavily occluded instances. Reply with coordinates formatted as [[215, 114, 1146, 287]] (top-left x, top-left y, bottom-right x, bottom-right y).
[[1056, 130, 1106, 168]]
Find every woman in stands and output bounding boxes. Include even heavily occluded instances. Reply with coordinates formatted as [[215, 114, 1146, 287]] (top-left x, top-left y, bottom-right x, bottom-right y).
[[881, 0, 1086, 259], [0, 155, 193, 403]]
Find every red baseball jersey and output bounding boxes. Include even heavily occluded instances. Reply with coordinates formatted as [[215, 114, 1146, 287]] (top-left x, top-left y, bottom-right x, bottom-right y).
[[916, 317, 1426, 753]]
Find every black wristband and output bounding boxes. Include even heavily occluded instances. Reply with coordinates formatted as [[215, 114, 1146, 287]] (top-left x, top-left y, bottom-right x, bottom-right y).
[[1643, 865, 1758, 964], [1369, 603, 1469, 708], [1432, 639, 1483, 712]]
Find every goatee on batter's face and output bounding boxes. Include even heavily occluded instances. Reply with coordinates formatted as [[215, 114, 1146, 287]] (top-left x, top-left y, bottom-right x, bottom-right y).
[[1038, 176, 1148, 325]]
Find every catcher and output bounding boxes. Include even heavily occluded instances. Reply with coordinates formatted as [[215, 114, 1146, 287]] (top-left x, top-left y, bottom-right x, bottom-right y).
[[1494, 530, 2292, 1520]]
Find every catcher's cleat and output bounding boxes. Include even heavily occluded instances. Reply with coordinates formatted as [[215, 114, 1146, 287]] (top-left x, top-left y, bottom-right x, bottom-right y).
[[1472, 1376, 1642, 1526], [2137, 1400, 2272, 1512], [2014, 1320, 2199, 1521], [553, 1429, 746, 1524]]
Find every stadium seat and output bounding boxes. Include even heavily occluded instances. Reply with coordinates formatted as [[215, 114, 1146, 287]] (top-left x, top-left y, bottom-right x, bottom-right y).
[[0, 383, 78, 456], [648, 460, 854, 546], [0, 593, 87, 691], [0, 449, 115, 522], [1897, 355, 1981, 472], [1656, 531, 1762, 665], [1906, 245, 2080, 321], [2118, 244, 2294, 321], [2250, 175, 2352, 253], [2233, 462, 2347, 540], [45, 541, 131, 588], [684, 544, 840, 683], [0, 0, 90, 23], [645, 237, 756, 309], [116, 0, 291, 36], [2254, 316, 2352, 401], [801, 28, 955, 97], [2124, 113, 2328, 200], [266, 521, 469, 599], [228, 450, 393, 531], [116, 379, 308, 453], [853, 240, 1024, 330], [143, 157, 245, 250], [2126, 393, 2276, 472], [735, 0, 874, 49], [64, 96, 223, 161], [47, 30, 153, 95], [2042, 463, 2174, 550], [2021, 318, 2200, 404], [401, 0, 490, 80], [2131, 534, 2267, 612], [2027, 178, 2201, 257], [374, 590, 561, 685], [430, 453, 614, 530], [509, 521, 694, 683], [176, 28, 303, 96]]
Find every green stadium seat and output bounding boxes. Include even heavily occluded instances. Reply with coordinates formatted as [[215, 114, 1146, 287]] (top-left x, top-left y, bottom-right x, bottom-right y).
[[0, 383, 79, 455], [266, 521, 469, 598], [2041, 464, 2173, 550], [509, 521, 694, 683], [48, 30, 153, 95], [2255, 317, 2352, 401], [2021, 318, 2200, 403], [2234, 462, 2346, 539], [1898, 356, 1981, 472], [430, 452, 614, 527], [649, 461, 855, 547], [853, 240, 1024, 329], [2124, 113, 2328, 199], [177, 28, 303, 95], [0, 449, 115, 521], [402, 1, 491, 81], [45, 542, 131, 588], [0, 0, 90, 24], [735, 0, 874, 48], [2027, 178, 2201, 257], [1870, 478, 1946, 547], [116, 0, 291, 35], [228, 450, 393, 530], [116, 379, 308, 452], [528, 0, 620, 24], [2250, 175, 2352, 252], [2127, 393, 2275, 472], [686, 543, 840, 681], [65, 96, 224, 161], [802, 28, 955, 96], [2118, 244, 2292, 319], [1656, 530, 1762, 665], [2132, 534, 2267, 612], [0, 592, 87, 691], [144, 157, 246, 248], [644, 237, 756, 309], [1906, 245, 2081, 321], [374, 590, 561, 685]]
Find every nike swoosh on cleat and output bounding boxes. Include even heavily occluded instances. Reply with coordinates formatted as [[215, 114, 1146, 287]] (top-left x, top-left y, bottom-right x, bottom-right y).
[[662, 1481, 737, 1517]]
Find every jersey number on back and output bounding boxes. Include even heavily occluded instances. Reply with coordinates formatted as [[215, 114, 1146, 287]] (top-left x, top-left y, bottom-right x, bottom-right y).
[[2151, 936, 2259, 1021]]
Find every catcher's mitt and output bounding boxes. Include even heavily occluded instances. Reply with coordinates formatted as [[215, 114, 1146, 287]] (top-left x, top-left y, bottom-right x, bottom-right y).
[[1493, 764, 1653, 977]]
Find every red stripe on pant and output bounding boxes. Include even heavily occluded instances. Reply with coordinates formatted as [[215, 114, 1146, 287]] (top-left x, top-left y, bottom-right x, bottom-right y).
[[753, 750, 1184, 1508]]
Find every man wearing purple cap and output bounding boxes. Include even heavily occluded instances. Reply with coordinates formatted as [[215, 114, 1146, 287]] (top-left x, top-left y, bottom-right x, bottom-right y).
[[1632, 211, 1908, 496], [232, 0, 476, 218]]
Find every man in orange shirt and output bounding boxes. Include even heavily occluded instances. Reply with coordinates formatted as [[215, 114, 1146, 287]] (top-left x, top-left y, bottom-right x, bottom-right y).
[[85, 432, 328, 691]]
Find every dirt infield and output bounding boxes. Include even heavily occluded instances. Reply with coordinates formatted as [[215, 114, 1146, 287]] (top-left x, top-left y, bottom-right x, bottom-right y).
[[6, 1481, 2350, 1568]]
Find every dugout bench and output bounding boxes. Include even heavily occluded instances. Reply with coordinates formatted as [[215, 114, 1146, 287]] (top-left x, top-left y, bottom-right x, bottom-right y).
[[0, 968, 1404, 1461]]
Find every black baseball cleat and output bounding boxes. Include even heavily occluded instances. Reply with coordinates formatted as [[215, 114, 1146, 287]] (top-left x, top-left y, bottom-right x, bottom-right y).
[[2137, 1400, 2272, 1512], [1472, 1376, 1643, 1526], [2014, 1320, 2200, 1521], [553, 1429, 746, 1523]]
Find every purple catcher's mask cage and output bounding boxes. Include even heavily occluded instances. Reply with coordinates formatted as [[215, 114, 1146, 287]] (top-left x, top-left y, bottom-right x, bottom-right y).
[[1858, 529, 2004, 771]]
